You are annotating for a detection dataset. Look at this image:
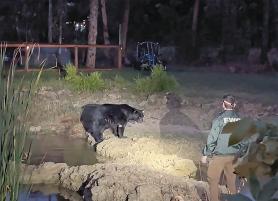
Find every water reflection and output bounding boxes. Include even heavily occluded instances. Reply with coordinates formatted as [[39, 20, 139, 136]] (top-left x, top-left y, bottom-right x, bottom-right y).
[[25, 135, 97, 166], [19, 184, 82, 201]]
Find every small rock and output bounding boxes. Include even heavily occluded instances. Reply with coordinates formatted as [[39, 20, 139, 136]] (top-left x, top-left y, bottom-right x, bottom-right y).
[[134, 184, 163, 201], [148, 94, 158, 103], [139, 100, 148, 107], [29, 126, 41, 133]]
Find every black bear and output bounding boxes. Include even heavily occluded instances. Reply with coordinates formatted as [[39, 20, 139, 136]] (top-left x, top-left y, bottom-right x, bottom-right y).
[[80, 104, 144, 144]]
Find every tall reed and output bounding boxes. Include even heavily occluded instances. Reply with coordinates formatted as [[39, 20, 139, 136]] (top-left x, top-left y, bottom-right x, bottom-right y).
[[0, 44, 41, 201]]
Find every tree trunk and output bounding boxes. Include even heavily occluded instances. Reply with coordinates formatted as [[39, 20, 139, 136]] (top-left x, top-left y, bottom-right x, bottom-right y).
[[48, 0, 53, 43], [221, 0, 237, 62], [15, 16, 21, 41], [192, 0, 200, 48], [100, 0, 110, 59], [261, 0, 270, 64], [58, 3, 63, 45], [100, 0, 110, 44], [58, 0, 65, 54], [121, 0, 130, 58], [86, 0, 99, 68], [272, 0, 278, 47]]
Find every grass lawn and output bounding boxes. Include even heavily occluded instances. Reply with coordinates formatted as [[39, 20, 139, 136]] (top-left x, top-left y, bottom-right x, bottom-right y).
[[14, 67, 278, 104]]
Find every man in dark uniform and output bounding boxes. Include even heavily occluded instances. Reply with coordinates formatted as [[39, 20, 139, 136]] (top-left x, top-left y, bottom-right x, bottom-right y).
[[201, 95, 247, 201]]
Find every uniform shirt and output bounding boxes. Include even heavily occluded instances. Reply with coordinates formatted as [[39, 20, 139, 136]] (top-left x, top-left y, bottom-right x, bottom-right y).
[[202, 110, 247, 156]]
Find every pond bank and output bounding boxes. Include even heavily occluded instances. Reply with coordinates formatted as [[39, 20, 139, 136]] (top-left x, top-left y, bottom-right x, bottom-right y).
[[21, 162, 213, 201]]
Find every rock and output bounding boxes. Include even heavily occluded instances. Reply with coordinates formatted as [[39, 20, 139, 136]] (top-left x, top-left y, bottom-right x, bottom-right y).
[[129, 184, 163, 201], [38, 90, 58, 100], [96, 138, 197, 177], [57, 89, 72, 96], [139, 100, 148, 107], [59, 165, 98, 191], [199, 47, 222, 65], [170, 195, 185, 201], [148, 94, 158, 104], [89, 186, 127, 201], [22, 162, 208, 201], [147, 94, 167, 106], [21, 162, 68, 184], [267, 48, 278, 71], [30, 126, 41, 133], [248, 48, 261, 65], [159, 46, 176, 64]]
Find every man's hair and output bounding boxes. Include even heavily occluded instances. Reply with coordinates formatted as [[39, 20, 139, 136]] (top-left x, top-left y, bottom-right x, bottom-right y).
[[222, 94, 236, 109]]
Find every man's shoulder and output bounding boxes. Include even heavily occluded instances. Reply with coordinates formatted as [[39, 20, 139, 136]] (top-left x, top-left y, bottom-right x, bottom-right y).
[[222, 111, 240, 124]]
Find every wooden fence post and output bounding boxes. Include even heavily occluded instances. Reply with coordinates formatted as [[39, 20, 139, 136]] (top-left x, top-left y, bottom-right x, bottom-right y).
[[74, 46, 78, 69], [118, 46, 122, 69]]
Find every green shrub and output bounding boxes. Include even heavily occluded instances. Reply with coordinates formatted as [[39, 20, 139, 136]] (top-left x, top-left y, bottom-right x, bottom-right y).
[[64, 63, 78, 82], [84, 72, 106, 92], [134, 65, 178, 94], [65, 64, 106, 92]]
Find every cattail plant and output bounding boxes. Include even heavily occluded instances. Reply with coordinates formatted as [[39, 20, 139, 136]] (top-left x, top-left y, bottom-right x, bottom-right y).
[[0, 43, 41, 201]]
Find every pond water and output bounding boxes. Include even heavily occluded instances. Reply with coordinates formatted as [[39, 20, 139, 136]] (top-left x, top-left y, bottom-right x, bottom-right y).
[[26, 135, 97, 166], [22, 135, 97, 200], [19, 184, 83, 201]]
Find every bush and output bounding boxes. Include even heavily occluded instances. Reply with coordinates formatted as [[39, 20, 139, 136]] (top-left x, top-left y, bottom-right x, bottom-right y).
[[134, 65, 178, 94], [65, 64, 106, 92], [64, 63, 78, 82]]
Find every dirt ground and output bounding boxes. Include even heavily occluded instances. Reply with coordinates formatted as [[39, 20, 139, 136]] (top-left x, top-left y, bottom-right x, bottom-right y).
[[27, 85, 278, 178], [21, 70, 278, 201]]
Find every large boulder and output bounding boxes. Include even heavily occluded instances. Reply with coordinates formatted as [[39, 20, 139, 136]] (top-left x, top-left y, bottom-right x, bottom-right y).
[[199, 47, 222, 65], [248, 48, 261, 65], [160, 46, 176, 64], [96, 137, 198, 177], [267, 48, 278, 71], [21, 162, 68, 184], [128, 184, 163, 201], [22, 162, 208, 201]]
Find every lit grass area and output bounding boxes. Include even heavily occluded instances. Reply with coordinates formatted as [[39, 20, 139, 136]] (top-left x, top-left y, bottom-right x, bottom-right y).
[[14, 70, 69, 90], [13, 67, 278, 104]]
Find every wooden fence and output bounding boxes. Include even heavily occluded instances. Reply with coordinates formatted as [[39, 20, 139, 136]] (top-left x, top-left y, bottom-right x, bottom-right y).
[[3, 43, 122, 71]]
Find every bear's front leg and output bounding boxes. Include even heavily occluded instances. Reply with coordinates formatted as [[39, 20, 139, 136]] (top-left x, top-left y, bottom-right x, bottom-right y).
[[117, 124, 126, 138]]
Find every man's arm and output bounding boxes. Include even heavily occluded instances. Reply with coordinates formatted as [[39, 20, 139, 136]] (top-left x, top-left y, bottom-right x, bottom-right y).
[[202, 119, 223, 156]]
